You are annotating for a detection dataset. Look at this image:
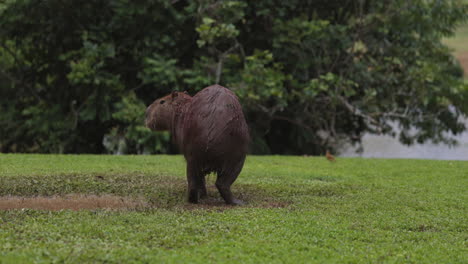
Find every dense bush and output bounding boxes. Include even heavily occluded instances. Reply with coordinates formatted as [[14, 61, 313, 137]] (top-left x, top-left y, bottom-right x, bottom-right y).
[[0, 0, 467, 154]]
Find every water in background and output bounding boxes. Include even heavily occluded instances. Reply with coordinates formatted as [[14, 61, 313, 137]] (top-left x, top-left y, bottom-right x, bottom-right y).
[[340, 120, 468, 161]]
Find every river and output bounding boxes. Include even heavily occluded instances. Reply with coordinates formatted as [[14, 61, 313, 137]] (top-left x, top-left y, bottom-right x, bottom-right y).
[[340, 121, 468, 160]]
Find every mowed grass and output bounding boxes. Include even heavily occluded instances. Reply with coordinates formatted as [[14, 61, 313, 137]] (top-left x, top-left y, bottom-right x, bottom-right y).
[[444, 23, 468, 54], [444, 22, 468, 78], [0, 155, 467, 263]]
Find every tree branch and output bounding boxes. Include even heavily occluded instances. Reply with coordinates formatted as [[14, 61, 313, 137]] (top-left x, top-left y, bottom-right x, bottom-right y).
[[215, 42, 239, 84], [337, 95, 382, 133], [215, 56, 223, 84]]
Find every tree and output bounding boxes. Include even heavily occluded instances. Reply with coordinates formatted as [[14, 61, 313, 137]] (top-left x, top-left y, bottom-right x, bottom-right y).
[[1, 0, 467, 154]]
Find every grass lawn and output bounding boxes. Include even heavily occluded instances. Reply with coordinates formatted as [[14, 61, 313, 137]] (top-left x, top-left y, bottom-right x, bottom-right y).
[[0, 154, 467, 263], [444, 23, 468, 54], [443, 22, 468, 78]]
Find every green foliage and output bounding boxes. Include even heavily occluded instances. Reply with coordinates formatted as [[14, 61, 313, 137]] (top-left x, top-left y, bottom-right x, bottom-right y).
[[0, 154, 467, 263], [0, 0, 467, 154], [196, 17, 239, 48], [110, 92, 170, 154], [233, 50, 288, 106], [195, 1, 246, 47]]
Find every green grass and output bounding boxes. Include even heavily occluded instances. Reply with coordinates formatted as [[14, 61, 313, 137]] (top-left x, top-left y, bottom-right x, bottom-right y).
[[443, 21, 468, 79], [444, 23, 468, 54], [0, 154, 467, 263]]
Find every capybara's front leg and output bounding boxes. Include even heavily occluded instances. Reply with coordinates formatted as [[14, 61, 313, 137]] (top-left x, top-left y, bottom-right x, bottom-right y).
[[199, 176, 208, 199], [187, 181, 199, 204], [187, 162, 203, 204]]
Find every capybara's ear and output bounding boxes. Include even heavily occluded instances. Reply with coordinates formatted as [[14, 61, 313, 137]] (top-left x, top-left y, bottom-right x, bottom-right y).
[[171, 91, 178, 99]]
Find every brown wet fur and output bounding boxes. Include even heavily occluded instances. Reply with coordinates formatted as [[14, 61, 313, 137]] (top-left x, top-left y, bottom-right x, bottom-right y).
[[146, 85, 250, 205], [0, 194, 148, 211]]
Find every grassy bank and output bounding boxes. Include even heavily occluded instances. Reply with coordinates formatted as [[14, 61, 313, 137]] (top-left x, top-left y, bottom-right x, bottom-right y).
[[444, 21, 468, 78], [0, 155, 467, 263]]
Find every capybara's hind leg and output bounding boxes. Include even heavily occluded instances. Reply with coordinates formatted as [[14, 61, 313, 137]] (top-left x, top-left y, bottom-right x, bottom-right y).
[[216, 158, 245, 205], [215, 181, 243, 205]]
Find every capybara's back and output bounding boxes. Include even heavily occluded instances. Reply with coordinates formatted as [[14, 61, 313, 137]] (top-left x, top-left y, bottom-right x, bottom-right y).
[[183, 85, 249, 163]]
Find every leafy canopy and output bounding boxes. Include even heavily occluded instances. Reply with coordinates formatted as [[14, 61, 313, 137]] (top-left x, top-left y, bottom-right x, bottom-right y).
[[0, 0, 467, 154]]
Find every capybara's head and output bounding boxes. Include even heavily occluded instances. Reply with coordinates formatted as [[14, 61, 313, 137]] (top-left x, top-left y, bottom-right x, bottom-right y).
[[145, 91, 191, 131]]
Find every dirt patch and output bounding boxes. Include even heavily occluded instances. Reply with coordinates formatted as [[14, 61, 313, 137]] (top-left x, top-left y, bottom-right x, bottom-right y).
[[181, 199, 291, 211], [407, 224, 439, 232], [0, 194, 149, 211], [180, 187, 293, 211], [0, 193, 291, 211], [456, 51, 468, 77]]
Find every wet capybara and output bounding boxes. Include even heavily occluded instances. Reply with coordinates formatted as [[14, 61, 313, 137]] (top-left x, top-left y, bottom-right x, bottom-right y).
[[145, 85, 249, 205]]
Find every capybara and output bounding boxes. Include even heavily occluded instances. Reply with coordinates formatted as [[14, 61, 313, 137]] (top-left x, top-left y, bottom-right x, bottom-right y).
[[145, 85, 249, 205]]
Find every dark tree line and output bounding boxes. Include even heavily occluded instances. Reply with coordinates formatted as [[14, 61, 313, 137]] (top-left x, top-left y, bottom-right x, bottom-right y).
[[0, 0, 467, 154]]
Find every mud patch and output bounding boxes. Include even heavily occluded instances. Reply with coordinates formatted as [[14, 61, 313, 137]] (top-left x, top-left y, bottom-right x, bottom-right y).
[[0, 194, 149, 211], [407, 224, 439, 232], [176, 184, 293, 211], [0, 192, 291, 211], [181, 196, 292, 211]]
